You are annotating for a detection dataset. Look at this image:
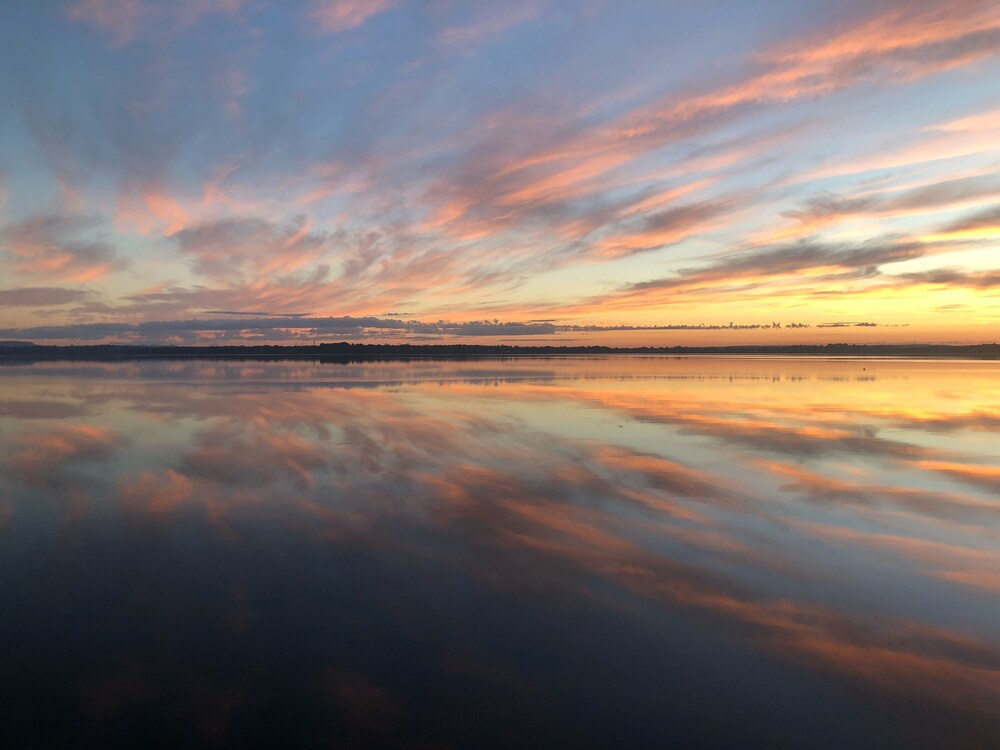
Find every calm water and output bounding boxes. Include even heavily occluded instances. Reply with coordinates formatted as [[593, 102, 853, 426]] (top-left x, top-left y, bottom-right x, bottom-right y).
[[0, 356, 997, 749]]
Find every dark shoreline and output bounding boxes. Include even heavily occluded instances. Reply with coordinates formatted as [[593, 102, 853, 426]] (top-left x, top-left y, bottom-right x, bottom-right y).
[[0, 342, 997, 361]]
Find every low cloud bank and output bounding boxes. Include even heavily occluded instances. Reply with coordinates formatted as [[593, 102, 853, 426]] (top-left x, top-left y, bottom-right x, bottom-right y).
[[0, 315, 884, 343]]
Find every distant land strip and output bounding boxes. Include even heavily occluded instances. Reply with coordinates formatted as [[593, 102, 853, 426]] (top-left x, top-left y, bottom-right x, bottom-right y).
[[0, 342, 997, 360]]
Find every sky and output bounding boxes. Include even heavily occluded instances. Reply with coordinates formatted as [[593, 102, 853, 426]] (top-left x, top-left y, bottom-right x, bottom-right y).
[[0, 0, 998, 346]]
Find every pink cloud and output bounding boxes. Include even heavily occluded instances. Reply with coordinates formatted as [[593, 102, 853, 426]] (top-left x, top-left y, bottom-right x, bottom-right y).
[[437, 2, 540, 48], [309, 0, 394, 35]]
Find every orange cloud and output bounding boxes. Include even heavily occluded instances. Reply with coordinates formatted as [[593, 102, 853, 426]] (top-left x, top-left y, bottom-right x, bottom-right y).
[[910, 459, 1000, 493], [119, 469, 193, 514], [0, 215, 129, 282], [116, 186, 190, 236]]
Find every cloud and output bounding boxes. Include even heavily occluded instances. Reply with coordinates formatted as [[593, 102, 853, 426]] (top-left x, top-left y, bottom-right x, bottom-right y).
[[0, 314, 855, 343], [6, 365, 996, 744], [204, 310, 312, 317], [931, 105, 1000, 133], [118, 469, 192, 514], [894, 268, 1000, 288], [0, 400, 90, 419], [597, 237, 925, 309], [909, 459, 1000, 493], [781, 174, 1000, 234], [437, 2, 540, 48], [0, 215, 129, 282], [594, 199, 735, 257], [6, 424, 122, 488], [118, 267, 342, 320], [0, 322, 135, 341], [760, 460, 999, 524], [116, 185, 190, 236], [180, 423, 331, 488], [760, 0, 1000, 81], [939, 204, 1000, 234], [0, 287, 92, 307], [308, 0, 394, 35], [171, 216, 331, 282]]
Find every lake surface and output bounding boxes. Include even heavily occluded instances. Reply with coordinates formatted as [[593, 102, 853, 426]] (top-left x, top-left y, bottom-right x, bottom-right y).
[[1, 356, 997, 749]]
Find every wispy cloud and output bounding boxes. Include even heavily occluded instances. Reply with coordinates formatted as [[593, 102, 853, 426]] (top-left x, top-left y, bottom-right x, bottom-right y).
[[308, 0, 394, 35], [0, 287, 92, 307], [579, 237, 927, 312], [422, 0, 1000, 250], [0, 215, 129, 282], [171, 215, 331, 282], [778, 174, 1000, 237], [894, 268, 1000, 289], [437, 2, 541, 49], [937, 204, 1000, 235]]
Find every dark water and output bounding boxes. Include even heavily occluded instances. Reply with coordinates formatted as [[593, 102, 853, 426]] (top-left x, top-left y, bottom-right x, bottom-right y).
[[0, 357, 997, 749]]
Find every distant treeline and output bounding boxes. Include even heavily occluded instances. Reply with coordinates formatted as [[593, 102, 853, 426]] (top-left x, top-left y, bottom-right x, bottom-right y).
[[0, 342, 997, 360]]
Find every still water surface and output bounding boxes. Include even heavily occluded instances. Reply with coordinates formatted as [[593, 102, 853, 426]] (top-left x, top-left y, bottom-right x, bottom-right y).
[[0, 356, 998, 748]]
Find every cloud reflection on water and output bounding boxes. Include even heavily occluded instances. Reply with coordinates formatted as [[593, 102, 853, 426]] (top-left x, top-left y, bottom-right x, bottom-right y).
[[0, 357, 997, 748]]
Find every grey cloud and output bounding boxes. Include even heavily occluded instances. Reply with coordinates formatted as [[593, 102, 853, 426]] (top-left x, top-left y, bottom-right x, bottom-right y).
[[0, 323, 136, 341], [785, 175, 1000, 224], [624, 238, 924, 294], [0, 315, 860, 342], [0, 287, 92, 306], [894, 268, 1000, 289], [941, 204, 1000, 234], [0, 400, 90, 419], [815, 321, 878, 328], [204, 310, 313, 317], [890, 175, 1000, 212]]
